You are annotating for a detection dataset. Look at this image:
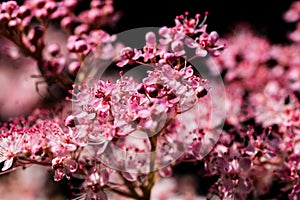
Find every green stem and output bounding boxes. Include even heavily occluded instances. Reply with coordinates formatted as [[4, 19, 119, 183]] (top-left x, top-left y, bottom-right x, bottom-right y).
[[142, 106, 178, 199], [119, 172, 141, 199], [135, 61, 156, 68], [142, 135, 157, 200]]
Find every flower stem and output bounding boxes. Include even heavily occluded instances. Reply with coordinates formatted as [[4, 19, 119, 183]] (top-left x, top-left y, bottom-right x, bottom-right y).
[[142, 135, 157, 200], [119, 172, 141, 198], [142, 108, 178, 199]]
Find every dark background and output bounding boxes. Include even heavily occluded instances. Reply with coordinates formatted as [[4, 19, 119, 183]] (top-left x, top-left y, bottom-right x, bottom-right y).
[[13, 0, 297, 43], [114, 0, 295, 44]]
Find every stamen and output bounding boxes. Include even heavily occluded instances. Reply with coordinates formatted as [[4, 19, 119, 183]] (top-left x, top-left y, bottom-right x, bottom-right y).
[[195, 14, 201, 28], [197, 11, 208, 28], [184, 12, 189, 21], [176, 15, 184, 23]]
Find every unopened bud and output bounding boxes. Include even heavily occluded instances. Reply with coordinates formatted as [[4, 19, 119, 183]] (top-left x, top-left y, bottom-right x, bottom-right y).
[[35, 8, 48, 21], [209, 31, 219, 44], [146, 85, 159, 98], [61, 16, 73, 30], [45, 1, 57, 14], [64, 0, 77, 10], [18, 5, 31, 19], [34, 0, 46, 9], [74, 40, 87, 52], [65, 115, 77, 127], [120, 47, 134, 59], [137, 84, 146, 94], [48, 43, 60, 57], [8, 18, 21, 28], [196, 86, 207, 98], [74, 24, 89, 35], [0, 13, 10, 25], [2, 1, 18, 15], [68, 61, 80, 75], [91, 0, 103, 8]]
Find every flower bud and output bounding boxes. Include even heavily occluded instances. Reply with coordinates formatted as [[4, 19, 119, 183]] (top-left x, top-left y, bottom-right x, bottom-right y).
[[50, 6, 67, 19], [8, 18, 21, 28], [64, 159, 78, 173], [91, 0, 103, 8], [102, 5, 113, 15], [88, 8, 102, 21], [34, 0, 46, 9], [146, 85, 158, 98], [18, 5, 31, 19], [74, 24, 89, 35], [120, 47, 134, 59], [61, 16, 73, 30], [67, 35, 79, 51], [0, 13, 10, 25], [64, 0, 77, 10], [196, 86, 207, 98], [45, 1, 57, 14], [65, 115, 77, 127], [67, 43, 75, 52], [74, 40, 87, 52], [145, 32, 156, 46], [209, 31, 219, 44], [2, 1, 18, 15], [68, 61, 80, 75], [35, 8, 48, 21], [48, 43, 60, 57], [137, 84, 146, 94]]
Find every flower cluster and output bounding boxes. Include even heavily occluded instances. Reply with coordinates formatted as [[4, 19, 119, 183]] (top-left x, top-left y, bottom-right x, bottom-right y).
[[1, 0, 300, 200], [0, 0, 119, 98], [0, 3, 222, 199], [197, 4, 300, 198], [116, 12, 225, 68]]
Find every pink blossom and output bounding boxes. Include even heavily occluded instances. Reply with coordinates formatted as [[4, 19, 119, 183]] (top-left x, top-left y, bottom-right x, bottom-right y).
[[116, 47, 142, 67], [0, 132, 24, 171]]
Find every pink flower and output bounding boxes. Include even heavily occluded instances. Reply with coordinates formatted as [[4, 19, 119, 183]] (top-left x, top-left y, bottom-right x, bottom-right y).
[[185, 29, 225, 57], [175, 12, 208, 36], [116, 47, 142, 67], [52, 156, 78, 181], [143, 32, 157, 61], [0, 132, 24, 171], [284, 1, 300, 22], [80, 166, 110, 200]]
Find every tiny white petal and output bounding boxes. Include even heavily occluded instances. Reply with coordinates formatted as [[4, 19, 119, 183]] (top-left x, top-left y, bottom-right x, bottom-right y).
[[195, 48, 208, 57], [2, 158, 13, 171]]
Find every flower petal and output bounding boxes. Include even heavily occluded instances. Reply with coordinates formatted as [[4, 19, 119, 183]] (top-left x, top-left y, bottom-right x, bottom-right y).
[[185, 38, 198, 48], [195, 48, 208, 57], [116, 59, 129, 67], [99, 169, 109, 186], [2, 157, 13, 171], [145, 32, 156, 46]]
